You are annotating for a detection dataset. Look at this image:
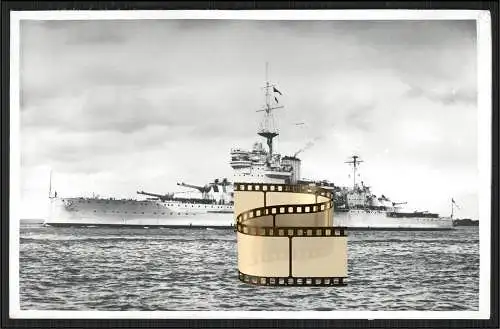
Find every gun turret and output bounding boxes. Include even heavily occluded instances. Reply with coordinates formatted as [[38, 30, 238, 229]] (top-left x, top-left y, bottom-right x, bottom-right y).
[[137, 190, 174, 202], [178, 179, 233, 199], [177, 182, 214, 199]]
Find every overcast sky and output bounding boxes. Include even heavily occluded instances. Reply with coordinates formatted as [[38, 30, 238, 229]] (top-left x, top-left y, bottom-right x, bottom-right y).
[[19, 19, 478, 219]]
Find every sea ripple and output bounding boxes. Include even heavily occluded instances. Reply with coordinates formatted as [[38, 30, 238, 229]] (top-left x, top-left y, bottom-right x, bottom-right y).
[[19, 224, 479, 311]]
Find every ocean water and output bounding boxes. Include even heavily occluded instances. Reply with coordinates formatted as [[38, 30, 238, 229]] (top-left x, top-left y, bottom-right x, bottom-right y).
[[19, 221, 479, 311]]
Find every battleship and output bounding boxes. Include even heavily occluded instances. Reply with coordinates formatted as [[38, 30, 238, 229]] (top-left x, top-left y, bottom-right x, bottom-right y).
[[45, 70, 454, 230]]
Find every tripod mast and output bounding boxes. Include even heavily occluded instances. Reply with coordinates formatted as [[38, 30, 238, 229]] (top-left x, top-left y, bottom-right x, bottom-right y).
[[256, 63, 283, 161], [345, 155, 364, 189]]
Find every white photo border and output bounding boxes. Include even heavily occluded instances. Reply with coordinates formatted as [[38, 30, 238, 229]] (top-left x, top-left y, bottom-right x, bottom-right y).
[[9, 9, 493, 320]]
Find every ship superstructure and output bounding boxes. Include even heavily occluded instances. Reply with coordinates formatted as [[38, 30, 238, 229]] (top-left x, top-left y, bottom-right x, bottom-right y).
[[330, 155, 453, 229]]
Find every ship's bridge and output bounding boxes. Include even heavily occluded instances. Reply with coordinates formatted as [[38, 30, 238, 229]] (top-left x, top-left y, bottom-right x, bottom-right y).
[[230, 148, 252, 169], [230, 160, 252, 169], [347, 190, 368, 207]]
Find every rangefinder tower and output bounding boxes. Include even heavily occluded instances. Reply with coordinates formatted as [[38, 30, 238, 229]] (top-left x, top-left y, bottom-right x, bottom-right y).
[[234, 66, 348, 286]]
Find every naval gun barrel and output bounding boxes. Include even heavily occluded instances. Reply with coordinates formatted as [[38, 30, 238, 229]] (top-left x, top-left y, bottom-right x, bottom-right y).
[[177, 182, 211, 193], [137, 190, 174, 201]]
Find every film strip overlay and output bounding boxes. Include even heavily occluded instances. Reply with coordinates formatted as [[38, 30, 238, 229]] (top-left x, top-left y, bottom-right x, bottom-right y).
[[235, 183, 348, 286]]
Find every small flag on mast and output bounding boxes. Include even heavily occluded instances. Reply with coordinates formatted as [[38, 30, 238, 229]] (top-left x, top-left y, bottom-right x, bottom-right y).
[[273, 87, 282, 95]]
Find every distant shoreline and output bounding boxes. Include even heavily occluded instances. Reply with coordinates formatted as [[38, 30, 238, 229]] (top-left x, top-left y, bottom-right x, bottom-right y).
[[452, 218, 479, 227], [20, 218, 45, 224]]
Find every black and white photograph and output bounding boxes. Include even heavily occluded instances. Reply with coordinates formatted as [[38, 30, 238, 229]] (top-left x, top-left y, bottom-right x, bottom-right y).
[[7, 8, 493, 320]]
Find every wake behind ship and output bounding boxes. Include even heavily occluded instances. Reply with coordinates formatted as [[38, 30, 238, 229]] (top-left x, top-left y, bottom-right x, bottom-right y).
[[45, 71, 454, 230]]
